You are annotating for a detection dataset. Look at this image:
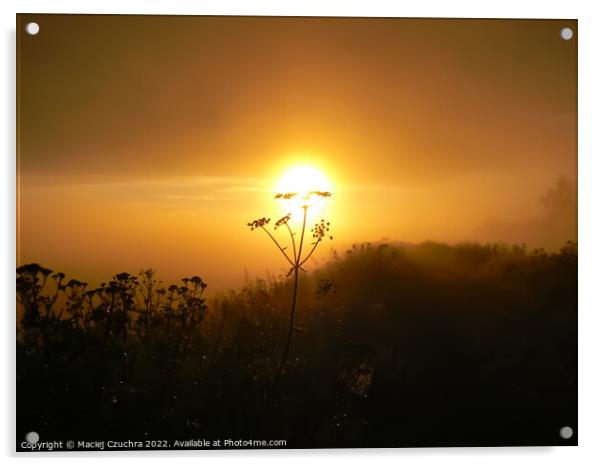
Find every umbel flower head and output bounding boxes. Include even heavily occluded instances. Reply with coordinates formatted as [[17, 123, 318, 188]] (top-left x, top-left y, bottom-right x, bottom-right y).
[[307, 191, 332, 198], [275, 192, 298, 200], [275, 191, 331, 200], [274, 213, 292, 229], [311, 219, 333, 242], [247, 217, 271, 231], [275, 190, 332, 208]]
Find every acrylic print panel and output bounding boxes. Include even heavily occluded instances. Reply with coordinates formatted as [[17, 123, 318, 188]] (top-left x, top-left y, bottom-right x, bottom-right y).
[[16, 15, 577, 451]]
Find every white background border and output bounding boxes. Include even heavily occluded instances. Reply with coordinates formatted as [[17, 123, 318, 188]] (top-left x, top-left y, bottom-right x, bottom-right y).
[[2, 1, 601, 465]]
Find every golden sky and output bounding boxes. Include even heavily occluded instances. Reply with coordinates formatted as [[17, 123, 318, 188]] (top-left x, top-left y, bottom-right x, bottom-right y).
[[17, 15, 577, 290]]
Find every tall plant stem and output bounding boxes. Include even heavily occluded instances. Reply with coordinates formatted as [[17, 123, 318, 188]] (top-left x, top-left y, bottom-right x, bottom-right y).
[[270, 206, 308, 399], [270, 265, 299, 399], [285, 223, 297, 264]]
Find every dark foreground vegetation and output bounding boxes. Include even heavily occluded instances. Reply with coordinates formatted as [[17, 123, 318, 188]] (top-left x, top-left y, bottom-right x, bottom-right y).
[[17, 241, 577, 448]]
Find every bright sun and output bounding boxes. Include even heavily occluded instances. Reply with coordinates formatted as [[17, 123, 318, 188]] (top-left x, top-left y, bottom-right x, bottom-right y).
[[275, 165, 333, 220], [276, 165, 332, 195]]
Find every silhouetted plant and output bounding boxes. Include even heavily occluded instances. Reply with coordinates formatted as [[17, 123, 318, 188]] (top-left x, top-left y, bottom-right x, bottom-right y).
[[16, 263, 80, 348], [247, 190, 333, 398], [16, 264, 209, 354]]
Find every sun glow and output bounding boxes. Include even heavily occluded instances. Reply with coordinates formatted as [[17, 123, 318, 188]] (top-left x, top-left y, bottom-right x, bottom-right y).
[[275, 165, 333, 221]]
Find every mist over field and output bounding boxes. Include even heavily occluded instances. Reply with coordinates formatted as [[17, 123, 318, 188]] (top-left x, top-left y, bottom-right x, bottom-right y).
[[18, 174, 576, 292]]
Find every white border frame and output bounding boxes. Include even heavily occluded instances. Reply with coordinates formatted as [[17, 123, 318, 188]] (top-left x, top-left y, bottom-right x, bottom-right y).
[[3, 1, 601, 465]]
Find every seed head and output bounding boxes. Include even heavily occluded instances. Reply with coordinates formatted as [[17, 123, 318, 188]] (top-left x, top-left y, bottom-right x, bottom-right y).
[[247, 217, 271, 231]]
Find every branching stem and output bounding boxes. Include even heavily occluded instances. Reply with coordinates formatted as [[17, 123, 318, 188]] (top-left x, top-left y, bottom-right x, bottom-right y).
[[299, 239, 321, 267], [260, 226, 295, 267], [285, 223, 297, 265]]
